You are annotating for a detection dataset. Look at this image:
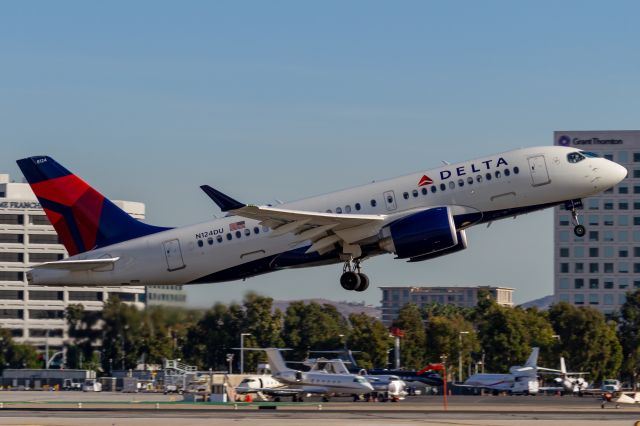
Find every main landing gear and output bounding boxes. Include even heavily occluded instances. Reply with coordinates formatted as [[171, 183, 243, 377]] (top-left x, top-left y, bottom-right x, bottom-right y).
[[340, 258, 369, 292]]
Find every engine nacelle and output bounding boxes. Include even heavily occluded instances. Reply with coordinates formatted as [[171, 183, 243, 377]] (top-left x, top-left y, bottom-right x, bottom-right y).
[[408, 230, 468, 262], [382, 207, 458, 259]]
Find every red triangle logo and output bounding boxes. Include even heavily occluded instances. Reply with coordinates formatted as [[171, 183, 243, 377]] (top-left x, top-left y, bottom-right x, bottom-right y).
[[418, 175, 433, 186]]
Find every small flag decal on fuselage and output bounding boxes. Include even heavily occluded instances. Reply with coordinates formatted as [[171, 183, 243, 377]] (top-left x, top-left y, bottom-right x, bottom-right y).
[[418, 175, 433, 186], [230, 221, 245, 231]]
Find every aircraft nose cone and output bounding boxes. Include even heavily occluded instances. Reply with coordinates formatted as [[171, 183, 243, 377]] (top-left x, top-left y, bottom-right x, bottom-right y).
[[611, 162, 628, 185]]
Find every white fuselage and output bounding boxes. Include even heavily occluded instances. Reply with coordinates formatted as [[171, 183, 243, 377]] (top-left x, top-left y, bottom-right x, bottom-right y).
[[464, 372, 539, 394], [28, 146, 627, 286]]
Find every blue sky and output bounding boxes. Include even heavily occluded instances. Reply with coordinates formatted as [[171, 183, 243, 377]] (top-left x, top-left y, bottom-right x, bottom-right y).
[[1, 1, 639, 307]]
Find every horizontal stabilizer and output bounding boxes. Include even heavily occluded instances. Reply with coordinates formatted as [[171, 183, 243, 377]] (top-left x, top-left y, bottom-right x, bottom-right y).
[[200, 185, 246, 212], [35, 258, 120, 272]]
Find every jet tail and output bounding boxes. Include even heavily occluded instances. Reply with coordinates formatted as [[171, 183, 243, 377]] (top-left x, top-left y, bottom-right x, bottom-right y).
[[525, 347, 540, 368], [16, 156, 169, 255], [560, 357, 567, 374], [263, 348, 291, 375]]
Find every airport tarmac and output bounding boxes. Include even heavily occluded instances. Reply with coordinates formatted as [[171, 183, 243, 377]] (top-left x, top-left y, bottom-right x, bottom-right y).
[[1, 392, 640, 425]]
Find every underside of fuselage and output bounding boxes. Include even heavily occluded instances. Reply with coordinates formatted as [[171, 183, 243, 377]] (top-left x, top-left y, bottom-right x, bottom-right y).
[[188, 200, 570, 284]]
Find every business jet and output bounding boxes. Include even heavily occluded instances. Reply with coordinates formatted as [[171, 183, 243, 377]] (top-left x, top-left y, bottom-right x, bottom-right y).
[[16, 146, 626, 291], [456, 348, 540, 395], [538, 357, 590, 394], [237, 348, 374, 401]]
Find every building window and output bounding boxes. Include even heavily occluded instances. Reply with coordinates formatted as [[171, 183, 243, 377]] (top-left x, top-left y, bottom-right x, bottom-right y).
[[604, 263, 614, 273], [574, 278, 584, 289], [620, 216, 629, 226], [604, 280, 614, 289], [603, 201, 614, 210], [560, 263, 569, 273], [0, 309, 23, 319], [619, 185, 629, 194], [619, 231, 629, 242], [559, 215, 570, 226], [29, 309, 64, 319], [603, 215, 614, 226], [29, 215, 50, 225], [575, 263, 584, 273], [29, 234, 59, 244], [604, 294, 614, 305], [559, 278, 569, 289], [559, 248, 569, 257], [69, 291, 103, 301], [620, 202, 629, 210], [619, 278, 629, 289], [0, 214, 24, 225], [589, 263, 599, 273], [589, 248, 599, 257], [589, 278, 599, 289], [574, 294, 584, 305], [574, 246, 585, 257], [589, 294, 599, 305], [588, 215, 598, 226], [29, 253, 63, 262], [0, 234, 24, 244], [559, 231, 569, 242], [604, 246, 614, 258], [29, 291, 63, 301], [620, 248, 629, 257], [619, 262, 629, 273], [588, 199, 599, 210], [0, 271, 24, 281], [0, 252, 23, 262], [589, 231, 599, 242], [0, 290, 24, 300]]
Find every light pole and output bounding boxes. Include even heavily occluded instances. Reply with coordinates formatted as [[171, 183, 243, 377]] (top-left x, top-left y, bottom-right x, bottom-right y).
[[226, 353, 234, 374], [458, 331, 469, 382], [240, 333, 251, 375]]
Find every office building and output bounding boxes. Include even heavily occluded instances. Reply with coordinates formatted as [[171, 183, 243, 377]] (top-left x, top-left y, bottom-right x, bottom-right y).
[[554, 130, 640, 314], [379, 285, 514, 325]]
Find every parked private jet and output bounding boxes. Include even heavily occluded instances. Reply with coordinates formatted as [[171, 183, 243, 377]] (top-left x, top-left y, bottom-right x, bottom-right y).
[[237, 348, 374, 401], [16, 146, 626, 290], [539, 357, 590, 394], [456, 348, 540, 395]]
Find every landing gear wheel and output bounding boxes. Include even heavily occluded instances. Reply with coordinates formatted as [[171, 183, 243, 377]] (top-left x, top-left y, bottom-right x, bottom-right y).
[[340, 271, 361, 291], [355, 273, 369, 292], [574, 224, 586, 237]]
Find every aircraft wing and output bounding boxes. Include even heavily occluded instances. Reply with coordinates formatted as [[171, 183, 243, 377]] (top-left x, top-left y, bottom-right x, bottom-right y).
[[34, 258, 120, 272]]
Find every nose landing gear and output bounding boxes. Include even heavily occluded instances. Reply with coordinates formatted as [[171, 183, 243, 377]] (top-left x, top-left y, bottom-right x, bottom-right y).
[[340, 258, 369, 292], [571, 206, 585, 237]]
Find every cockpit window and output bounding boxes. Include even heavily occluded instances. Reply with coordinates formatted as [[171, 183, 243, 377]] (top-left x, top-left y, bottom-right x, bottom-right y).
[[581, 151, 599, 158], [567, 152, 586, 163], [353, 376, 367, 383]]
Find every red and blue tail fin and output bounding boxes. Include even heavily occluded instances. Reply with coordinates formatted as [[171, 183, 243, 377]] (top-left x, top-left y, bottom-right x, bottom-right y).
[[16, 156, 169, 255]]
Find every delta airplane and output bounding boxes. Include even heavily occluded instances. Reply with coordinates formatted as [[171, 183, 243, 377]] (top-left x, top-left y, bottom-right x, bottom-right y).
[[16, 146, 626, 291]]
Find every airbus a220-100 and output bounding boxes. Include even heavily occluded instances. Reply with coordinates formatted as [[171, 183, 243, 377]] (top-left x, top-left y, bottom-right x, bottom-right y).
[[16, 146, 626, 291]]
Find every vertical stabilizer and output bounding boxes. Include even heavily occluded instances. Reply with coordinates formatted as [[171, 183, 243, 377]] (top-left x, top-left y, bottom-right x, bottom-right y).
[[16, 156, 169, 255], [525, 347, 539, 368], [263, 348, 291, 375], [560, 357, 567, 374]]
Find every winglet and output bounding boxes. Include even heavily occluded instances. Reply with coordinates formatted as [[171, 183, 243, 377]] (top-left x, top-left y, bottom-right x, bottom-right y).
[[200, 185, 246, 212]]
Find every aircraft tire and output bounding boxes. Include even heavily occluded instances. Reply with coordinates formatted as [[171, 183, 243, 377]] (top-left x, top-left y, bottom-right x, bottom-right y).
[[355, 273, 369, 292], [340, 271, 360, 291], [574, 224, 586, 237]]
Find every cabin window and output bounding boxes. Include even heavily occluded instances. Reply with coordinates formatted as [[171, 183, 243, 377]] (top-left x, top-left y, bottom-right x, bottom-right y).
[[449, 181, 455, 189], [370, 199, 377, 207], [467, 177, 473, 185], [458, 179, 464, 187], [495, 170, 501, 178], [485, 173, 492, 181], [326, 209, 332, 213], [217, 235, 223, 243], [345, 205, 352, 213], [197, 240, 204, 247], [235, 231, 242, 238], [513, 166, 519, 174], [208, 237, 214, 245], [412, 189, 418, 197], [254, 227, 260, 234], [336, 207, 343, 214], [440, 183, 446, 191], [504, 168, 511, 176], [431, 185, 437, 193], [355, 203, 361, 211], [476, 175, 483, 183], [421, 188, 428, 195], [403, 192, 409, 200], [226, 233, 232, 241], [244, 229, 251, 236]]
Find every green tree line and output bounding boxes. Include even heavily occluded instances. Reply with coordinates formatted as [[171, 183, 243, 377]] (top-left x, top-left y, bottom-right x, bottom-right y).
[[1, 289, 639, 385]]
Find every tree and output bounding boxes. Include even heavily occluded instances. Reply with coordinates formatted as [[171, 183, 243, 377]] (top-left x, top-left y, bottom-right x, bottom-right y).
[[283, 301, 349, 361], [618, 289, 640, 386], [477, 304, 530, 373], [348, 313, 393, 370], [240, 292, 284, 371], [425, 314, 479, 381], [548, 302, 622, 382], [391, 304, 426, 369], [0, 329, 39, 371]]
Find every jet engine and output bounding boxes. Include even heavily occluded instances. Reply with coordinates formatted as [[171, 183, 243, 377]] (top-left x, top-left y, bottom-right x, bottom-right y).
[[380, 207, 459, 259]]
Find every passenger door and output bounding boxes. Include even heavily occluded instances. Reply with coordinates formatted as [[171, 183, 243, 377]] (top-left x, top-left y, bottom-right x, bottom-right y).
[[528, 155, 551, 186], [383, 190, 397, 211]]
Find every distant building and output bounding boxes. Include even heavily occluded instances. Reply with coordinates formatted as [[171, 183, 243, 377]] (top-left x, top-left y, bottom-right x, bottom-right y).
[[379, 285, 514, 325], [146, 285, 187, 307], [553, 131, 640, 315], [0, 173, 185, 355]]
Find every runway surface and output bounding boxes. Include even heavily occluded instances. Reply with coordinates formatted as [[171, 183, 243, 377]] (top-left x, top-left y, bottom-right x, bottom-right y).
[[1, 392, 639, 425]]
